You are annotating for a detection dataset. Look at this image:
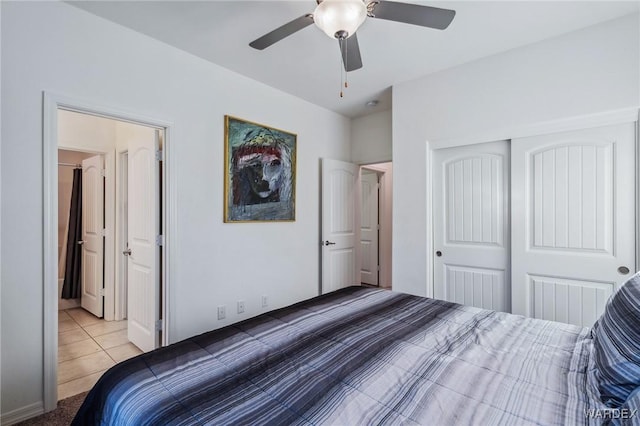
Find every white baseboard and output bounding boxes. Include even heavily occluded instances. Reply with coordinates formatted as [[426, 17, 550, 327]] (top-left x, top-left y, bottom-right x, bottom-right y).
[[1, 401, 44, 425]]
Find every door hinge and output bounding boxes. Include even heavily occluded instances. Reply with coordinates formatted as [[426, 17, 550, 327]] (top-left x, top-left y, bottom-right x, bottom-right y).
[[156, 235, 164, 246], [101, 169, 106, 177], [377, 265, 381, 272], [155, 150, 164, 161], [155, 320, 163, 331], [377, 224, 380, 231], [99, 288, 105, 297], [101, 228, 107, 237]]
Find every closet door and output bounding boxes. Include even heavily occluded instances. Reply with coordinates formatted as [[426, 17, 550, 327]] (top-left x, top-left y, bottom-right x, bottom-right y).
[[511, 123, 635, 327], [81, 155, 105, 318], [432, 141, 510, 312]]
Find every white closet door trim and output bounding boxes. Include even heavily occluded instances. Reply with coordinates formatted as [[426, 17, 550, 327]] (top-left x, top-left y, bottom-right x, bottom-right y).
[[429, 107, 639, 151]]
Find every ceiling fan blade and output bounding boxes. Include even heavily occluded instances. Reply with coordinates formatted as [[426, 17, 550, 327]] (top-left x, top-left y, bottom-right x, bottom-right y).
[[249, 14, 314, 50], [370, 1, 455, 30], [338, 33, 363, 72]]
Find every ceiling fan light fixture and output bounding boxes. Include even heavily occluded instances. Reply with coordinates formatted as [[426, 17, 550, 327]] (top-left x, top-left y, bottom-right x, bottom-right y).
[[314, 0, 367, 39]]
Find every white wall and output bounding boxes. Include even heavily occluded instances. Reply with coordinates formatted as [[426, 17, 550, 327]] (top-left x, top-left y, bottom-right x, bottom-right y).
[[59, 110, 117, 152], [0, 1, 350, 419], [115, 120, 155, 153], [351, 109, 392, 164], [392, 14, 640, 297]]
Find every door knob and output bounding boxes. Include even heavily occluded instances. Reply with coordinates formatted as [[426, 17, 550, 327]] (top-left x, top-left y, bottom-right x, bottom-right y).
[[618, 266, 630, 275], [123, 248, 132, 256], [77, 240, 84, 245], [323, 240, 336, 246], [436, 251, 442, 257]]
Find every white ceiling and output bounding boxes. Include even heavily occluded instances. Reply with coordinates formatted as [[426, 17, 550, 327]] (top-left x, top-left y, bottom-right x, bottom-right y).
[[70, 1, 639, 118]]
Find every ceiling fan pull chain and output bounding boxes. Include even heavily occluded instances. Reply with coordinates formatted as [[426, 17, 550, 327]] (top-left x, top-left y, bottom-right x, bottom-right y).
[[344, 38, 349, 89], [339, 37, 344, 98]]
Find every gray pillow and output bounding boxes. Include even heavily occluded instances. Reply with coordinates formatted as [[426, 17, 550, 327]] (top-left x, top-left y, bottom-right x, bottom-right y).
[[591, 272, 640, 407]]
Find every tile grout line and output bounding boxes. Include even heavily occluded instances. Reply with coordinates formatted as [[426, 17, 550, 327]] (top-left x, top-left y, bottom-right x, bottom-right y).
[[58, 309, 113, 397]]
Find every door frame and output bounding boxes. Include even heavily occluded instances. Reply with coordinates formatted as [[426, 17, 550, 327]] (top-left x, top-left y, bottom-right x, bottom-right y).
[[426, 107, 639, 299], [115, 150, 128, 320], [43, 91, 175, 411]]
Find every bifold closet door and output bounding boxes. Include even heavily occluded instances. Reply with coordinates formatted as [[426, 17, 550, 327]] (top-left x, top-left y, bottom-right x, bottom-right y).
[[511, 123, 635, 327], [432, 141, 511, 312]]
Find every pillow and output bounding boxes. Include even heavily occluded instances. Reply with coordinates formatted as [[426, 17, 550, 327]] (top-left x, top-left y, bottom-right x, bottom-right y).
[[613, 387, 640, 426], [591, 272, 640, 407], [621, 387, 640, 415]]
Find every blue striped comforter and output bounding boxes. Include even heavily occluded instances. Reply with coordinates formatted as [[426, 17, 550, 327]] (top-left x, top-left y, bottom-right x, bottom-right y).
[[73, 287, 604, 425]]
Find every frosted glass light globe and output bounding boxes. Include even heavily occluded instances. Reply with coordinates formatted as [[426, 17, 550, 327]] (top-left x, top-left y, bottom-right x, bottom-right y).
[[314, 0, 367, 39]]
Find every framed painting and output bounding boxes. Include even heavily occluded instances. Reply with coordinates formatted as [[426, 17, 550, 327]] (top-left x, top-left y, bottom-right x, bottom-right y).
[[224, 115, 297, 222]]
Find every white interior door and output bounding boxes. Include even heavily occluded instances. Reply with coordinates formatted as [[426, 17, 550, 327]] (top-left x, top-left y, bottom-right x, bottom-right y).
[[360, 169, 379, 286], [512, 123, 636, 327], [81, 155, 105, 317], [127, 130, 160, 352], [321, 159, 360, 294], [433, 141, 510, 312]]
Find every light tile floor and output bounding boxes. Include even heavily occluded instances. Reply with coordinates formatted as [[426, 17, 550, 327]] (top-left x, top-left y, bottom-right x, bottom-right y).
[[58, 308, 143, 400]]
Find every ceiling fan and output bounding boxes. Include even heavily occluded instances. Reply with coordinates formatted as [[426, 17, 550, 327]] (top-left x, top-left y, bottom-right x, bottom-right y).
[[249, 0, 456, 73]]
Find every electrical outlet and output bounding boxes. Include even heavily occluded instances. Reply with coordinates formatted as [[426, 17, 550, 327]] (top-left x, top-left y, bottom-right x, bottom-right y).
[[261, 295, 268, 308], [217, 305, 226, 320], [237, 300, 245, 314]]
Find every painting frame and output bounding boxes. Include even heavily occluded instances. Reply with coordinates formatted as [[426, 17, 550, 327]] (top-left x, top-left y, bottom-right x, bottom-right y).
[[224, 115, 297, 223]]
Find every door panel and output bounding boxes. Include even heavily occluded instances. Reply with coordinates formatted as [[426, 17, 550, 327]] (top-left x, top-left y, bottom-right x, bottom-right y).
[[531, 144, 612, 252], [321, 159, 360, 294], [433, 141, 510, 312], [360, 169, 379, 285], [81, 155, 104, 318], [512, 123, 635, 327], [445, 265, 506, 311], [127, 130, 160, 352], [528, 275, 612, 326]]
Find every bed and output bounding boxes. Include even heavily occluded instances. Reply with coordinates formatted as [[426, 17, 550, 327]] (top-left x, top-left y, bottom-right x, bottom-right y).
[[73, 276, 640, 425]]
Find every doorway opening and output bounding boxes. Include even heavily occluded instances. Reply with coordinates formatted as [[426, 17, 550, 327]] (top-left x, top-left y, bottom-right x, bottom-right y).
[[360, 162, 392, 290], [319, 159, 392, 294], [55, 110, 162, 400], [44, 92, 173, 411]]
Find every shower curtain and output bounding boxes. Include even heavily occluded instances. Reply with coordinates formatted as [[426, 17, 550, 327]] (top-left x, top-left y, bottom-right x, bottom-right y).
[[62, 168, 82, 299]]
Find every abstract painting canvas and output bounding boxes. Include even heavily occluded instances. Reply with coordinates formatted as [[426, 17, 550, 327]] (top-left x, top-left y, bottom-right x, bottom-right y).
[[224, 116, 296, 222]]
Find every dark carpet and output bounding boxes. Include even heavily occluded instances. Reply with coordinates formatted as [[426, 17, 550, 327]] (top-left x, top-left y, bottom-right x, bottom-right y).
[[16, 392, 87, 426]]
